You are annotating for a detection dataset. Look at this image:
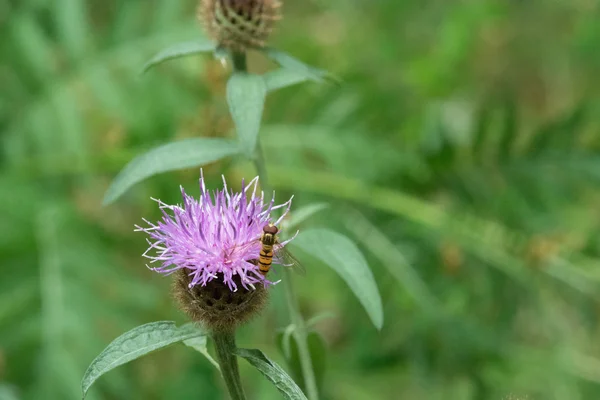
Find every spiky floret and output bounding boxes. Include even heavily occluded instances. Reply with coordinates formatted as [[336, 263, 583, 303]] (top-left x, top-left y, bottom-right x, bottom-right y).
[[198, 0, 282, 51], [135, 172, 294, 292]]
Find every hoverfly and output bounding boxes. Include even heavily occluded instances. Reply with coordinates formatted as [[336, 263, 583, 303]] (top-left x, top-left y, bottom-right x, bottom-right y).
[[236, 223, 306, 276]]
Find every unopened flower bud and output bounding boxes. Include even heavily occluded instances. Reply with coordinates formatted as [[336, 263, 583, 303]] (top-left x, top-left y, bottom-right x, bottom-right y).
[[198, 0, 282, 51]]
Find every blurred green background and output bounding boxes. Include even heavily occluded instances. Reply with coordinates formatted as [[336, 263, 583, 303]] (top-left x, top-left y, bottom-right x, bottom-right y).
[[3, 0, 600, 399]]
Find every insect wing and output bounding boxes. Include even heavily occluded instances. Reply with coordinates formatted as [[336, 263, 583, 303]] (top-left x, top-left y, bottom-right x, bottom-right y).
[[273, 244, 306, 276], [227, 238, 261, 258]]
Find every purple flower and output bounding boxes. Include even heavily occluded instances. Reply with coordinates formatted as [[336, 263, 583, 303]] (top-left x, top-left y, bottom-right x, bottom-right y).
[[135, 172, 294, 292]]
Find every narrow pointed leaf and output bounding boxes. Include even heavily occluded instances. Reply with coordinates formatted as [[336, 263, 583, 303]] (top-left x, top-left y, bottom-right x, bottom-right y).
[[226, 73, 267, 156], [263, 68, 311, 92], [142, 39, 216, 72], [291, 229, 383, 329], [184, 336, 220, 371], [263, 47, 338, 84], [343, 209, 438, 311], [234, 348, 307, 400], [82, 322, 204, 398], [103, 138, 240, 205]]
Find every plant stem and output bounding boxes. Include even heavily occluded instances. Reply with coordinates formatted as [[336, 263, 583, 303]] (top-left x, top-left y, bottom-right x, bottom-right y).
[[233, 49, 319, 400], [212, 331, 247, 400], [253, 142, 320, 400], [282, 270, 320, 400], [231, 51, 247, 72]]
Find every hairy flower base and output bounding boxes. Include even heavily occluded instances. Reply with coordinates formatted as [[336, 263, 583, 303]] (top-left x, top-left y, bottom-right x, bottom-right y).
[[173, 269, 267, 332]]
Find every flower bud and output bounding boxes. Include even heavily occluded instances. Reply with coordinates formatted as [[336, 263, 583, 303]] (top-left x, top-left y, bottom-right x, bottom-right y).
[[198, 0, 282, 51]]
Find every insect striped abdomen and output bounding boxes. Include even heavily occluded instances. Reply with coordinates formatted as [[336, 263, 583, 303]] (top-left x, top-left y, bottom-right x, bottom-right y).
[[258, 244, 273, 275]]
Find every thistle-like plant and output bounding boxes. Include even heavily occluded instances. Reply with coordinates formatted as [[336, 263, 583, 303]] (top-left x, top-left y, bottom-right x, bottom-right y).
[[83, 2, 382, 400]]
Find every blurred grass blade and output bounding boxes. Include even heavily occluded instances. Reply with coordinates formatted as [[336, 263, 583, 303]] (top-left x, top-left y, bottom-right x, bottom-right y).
[[142, 39, 216, 73], [234, 348, 308, 400], [263, 68, 312, 92], [268, 167, 531, 286], [184, 336, 221, 372], [103, 138, 240, 204], [471, 102, 492, 163], [343, 208, 438, 311], [37, 208, 66, 399], [306, 312, 336, 330], [53, 0, 90, 60], [291, 229, 384, 330], [498, 96, 518, 160], [529, 104, 587, 156], [81, 322, 204, 398], [281, 203, 329, 232], [276, 332, 327, 395], [277, 324, 296, 359], [226, 73, 267, 156], [263, 47, 338, 84]]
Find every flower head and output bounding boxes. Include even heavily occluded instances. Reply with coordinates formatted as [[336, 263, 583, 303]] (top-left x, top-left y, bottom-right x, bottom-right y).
[[198, 0, 282, 51], [135, 172, 293, 292]]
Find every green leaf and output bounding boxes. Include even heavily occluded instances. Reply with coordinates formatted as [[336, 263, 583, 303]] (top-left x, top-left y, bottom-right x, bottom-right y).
[[281, 203, 329, 232], [103, 138, 240, 205], [291, 229, 383, 330], [263, 68, 311, 92], [342, 209, 438, 311], [142, 39, 216, 72], [0, 384, 20, 400], [263, 47, 338, 84], [81, 321, 204, 398], [226, 73, 267, 156], [276, 332, 327, 395], [234, 348, 307, 400], [183, 336, 221, 372]]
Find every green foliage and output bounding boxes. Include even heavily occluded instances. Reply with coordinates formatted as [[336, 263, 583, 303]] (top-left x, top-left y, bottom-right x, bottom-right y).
[[263, 68, 315, 92], [277, 331, 327, 395], [183, 336, 220, 371], [0, 384, 20, 400], [226, 72, 268, 156], [142, 39, 216, 73], [234, 348, 308, 400], [292, 229, 383, 330], [262, 48, 337, 84], [103, 138, 240, 204], [3, 0, 600, 399], [82, 322, 205, 398]]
